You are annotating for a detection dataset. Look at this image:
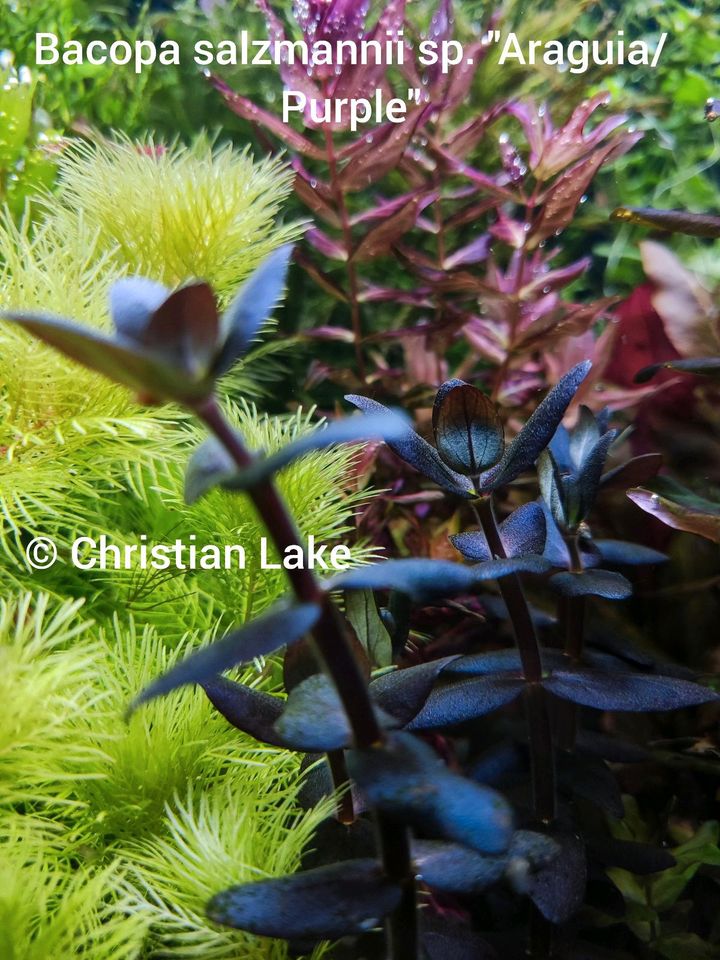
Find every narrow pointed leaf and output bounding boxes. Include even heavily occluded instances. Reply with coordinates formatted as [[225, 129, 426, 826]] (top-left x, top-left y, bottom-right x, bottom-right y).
[[574, 430, 618, 523], [600, 453, 662, 490], [200, 676, 288, 748], [221, 410, 411, 493], [207, 859, 401, 939], [142, 282, 219, 375], [407, 675, 525, 729], [348, 732, 514, 854], [345, 394, 473, 496], [628, 480, 720, 543], [544, 668, 720, 711], [432, 380, 504, 475], [345, 588, 393, 668], [213, 244, 293, 375], [480, 362, 592, 490], [129, 602, 320, 714], [550, 569, 632, 599]]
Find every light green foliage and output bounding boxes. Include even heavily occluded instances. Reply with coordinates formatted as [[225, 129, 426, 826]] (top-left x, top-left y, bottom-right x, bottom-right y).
[[0, 817, 149, 960], [48, 137, 301, 303], [0, 593, 334, 958]]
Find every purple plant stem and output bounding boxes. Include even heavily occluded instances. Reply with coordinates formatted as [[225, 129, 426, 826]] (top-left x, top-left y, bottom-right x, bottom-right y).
[[557, 532, 585, 752], [194, 396, 417, 960]]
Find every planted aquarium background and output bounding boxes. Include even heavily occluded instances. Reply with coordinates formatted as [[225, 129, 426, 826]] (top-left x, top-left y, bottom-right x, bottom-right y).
[[1, 1, 720, 958]]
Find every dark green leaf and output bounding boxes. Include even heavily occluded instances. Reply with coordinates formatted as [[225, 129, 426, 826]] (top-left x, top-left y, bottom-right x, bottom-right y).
[[635, 357, 720, 382], [345, 588, 393, 668], [207, 859, 401, 939]]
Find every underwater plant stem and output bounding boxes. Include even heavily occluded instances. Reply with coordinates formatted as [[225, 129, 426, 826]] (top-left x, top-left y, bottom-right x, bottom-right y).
[[322, 119, 367, 381], [377, 820, 419, 960], [557, 533, 585, 752], [196, 398, 419, 959], [475, 496, 556, 823], [195, 397, 380, 748]]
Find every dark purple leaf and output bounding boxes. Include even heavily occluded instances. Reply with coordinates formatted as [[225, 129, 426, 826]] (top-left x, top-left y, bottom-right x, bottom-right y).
[[128, 602, 320, 714], [201, 676, 287, 748], [339, 107, 427, 192], [207, 859, 401, 939], [587, 836, 676, 875], [544, 668, 720, 711], [521, 831, 586, 923], [369, 656, 461, 725], [213, 245, 293, 375], [558, 754, 623, 817], [432, 380, 504, 475], [306, 227, 347, 261], [549, 569, 632, 599], [451, 502, 546, 562], [345, 394, 473, 497], [347, 732, 514, 854], [141, 282, 219, 376], [407, 675, 525, 729], [327, 556, 550, 601], [423, 926, 498, 960], [480, 362, 592, 491], [412, 840, 507, 894], [443, 234, 492, 270], [218, 410, 411, 493], [594, 540, 667, 566], [574, 729, 649, 763]]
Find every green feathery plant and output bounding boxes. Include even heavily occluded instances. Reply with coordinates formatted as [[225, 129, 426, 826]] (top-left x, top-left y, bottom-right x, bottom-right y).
[[0, 592, 336, 958]]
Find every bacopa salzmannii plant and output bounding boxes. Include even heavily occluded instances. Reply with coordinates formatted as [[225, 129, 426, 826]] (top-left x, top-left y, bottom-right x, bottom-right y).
[[4, 238, 719, 960]]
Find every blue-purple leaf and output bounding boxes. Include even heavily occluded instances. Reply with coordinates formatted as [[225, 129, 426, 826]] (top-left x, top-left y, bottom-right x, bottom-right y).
[[451, 501, 546, 561], [201, 676, 288, 748], [207, 859, 401, 939], [128, 602, 320, 714], [274, 674, 394, 751], [327, 556, 550, 601], [407, 675, 525, 729], [213, 244, 294, 375], [432, 380, 504, 475], [480, 362, 591, 491], [347, 732, 514, 854], [345, 394, 474, 497], [109, 276, 170, 339], [413, 840, 507, 894], [544, 668, 720, 711], [594, 540, 668, 566], [370, 656, 460, 725], [519, 831, 586, 923], [185, 435, 237, 505], [221, 410, 411, 493], [550, 569, 632, 599]]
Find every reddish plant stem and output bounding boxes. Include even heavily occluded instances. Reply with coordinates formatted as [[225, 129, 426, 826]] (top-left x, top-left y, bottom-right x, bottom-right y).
[[195, 396, 417, 960], [475, 496, 555, 823], [557, 532, 586, 752], [322, 120, 367, 381]]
